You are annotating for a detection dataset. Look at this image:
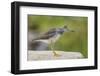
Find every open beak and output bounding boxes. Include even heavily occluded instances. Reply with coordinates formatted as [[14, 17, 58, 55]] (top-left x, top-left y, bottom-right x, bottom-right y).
[[64, 27, 74, 32], [70, 30, 74, 32], [66, 29, 74, 32]]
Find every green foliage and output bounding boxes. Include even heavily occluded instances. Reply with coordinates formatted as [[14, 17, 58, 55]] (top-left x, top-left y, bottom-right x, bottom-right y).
[[28, 15, 88, 58]]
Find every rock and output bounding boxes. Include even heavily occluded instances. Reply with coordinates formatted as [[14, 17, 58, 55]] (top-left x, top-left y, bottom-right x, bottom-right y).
[[28, 50, 84, 61], [29, 41, 48, 50]]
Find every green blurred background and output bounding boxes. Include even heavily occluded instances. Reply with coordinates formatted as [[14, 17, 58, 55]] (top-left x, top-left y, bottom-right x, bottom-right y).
[[28, 15, 88, 58]]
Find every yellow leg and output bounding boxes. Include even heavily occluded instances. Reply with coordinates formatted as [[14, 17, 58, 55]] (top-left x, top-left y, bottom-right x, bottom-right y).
[[50, 41, 61, 57], [53, 50, 61, 57]]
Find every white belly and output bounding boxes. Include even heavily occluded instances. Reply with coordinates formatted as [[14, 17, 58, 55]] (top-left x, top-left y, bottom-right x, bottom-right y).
[[35, 34, 61, 44], [49, 34, 61, 43], [35, 40, 49, 44]]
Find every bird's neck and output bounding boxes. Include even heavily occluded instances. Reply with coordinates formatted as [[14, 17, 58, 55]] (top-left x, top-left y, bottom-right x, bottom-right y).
[[49, 34, 61, 43]]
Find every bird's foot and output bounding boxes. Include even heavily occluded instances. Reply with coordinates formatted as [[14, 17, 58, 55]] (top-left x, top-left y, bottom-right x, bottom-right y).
[[54, 54, 61, 57], [53, 51, 61, 57]]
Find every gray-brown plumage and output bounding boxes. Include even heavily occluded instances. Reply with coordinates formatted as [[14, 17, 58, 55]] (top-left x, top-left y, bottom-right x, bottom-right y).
[[31, 25, 74, 56], [33, 28, 57, 40]]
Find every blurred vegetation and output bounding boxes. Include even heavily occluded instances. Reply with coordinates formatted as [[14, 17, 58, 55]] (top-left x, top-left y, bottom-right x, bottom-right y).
[[28, 15, 88, 58]]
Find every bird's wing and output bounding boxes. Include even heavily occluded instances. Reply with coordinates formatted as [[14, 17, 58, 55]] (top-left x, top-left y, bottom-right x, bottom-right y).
[[43, 28, 57, 35], [33, 28, 57, 40]]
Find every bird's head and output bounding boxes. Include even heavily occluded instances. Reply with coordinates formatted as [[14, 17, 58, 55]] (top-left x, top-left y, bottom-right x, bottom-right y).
[[58, 25, 74, 34]]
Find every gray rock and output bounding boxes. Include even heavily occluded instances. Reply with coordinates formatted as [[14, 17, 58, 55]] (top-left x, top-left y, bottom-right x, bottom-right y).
[[30, 41, 49, 50], [28, 51, 84, 61]]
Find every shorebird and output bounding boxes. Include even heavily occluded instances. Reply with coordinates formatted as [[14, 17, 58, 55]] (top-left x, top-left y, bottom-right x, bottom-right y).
[[33, 25, 74, 56]]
